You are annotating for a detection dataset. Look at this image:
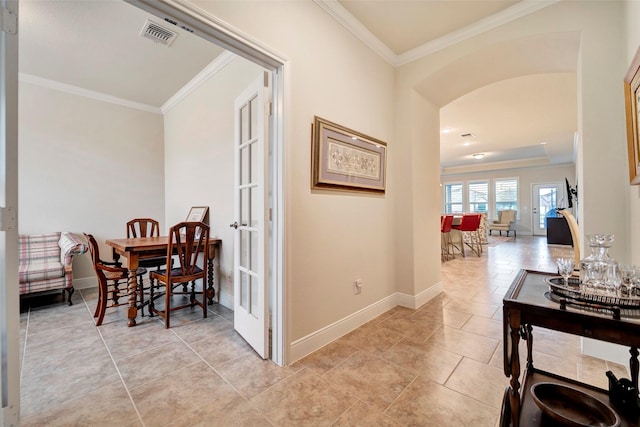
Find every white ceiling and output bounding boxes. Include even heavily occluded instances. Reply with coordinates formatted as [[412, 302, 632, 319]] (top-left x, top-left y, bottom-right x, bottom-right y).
[[19, 0, 576, 173], [19, 0, 224, 108]]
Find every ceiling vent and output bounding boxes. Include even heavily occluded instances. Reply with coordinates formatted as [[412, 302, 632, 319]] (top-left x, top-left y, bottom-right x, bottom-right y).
[[139, 20, 178, 47], [460, 133, 475, 138]]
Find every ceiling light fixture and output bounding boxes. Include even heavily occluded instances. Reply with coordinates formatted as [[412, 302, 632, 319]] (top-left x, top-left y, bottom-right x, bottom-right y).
[[472, 153, 485, 160]]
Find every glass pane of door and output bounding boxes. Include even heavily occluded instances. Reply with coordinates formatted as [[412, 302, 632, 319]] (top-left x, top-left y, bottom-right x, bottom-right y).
[[538, 187, 557, 229]]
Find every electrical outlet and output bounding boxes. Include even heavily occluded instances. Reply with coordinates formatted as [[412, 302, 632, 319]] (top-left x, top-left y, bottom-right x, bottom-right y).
[[354, 279, 362, 294]]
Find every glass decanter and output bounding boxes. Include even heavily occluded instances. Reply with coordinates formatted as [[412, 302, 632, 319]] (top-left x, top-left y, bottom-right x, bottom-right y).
[[579, 234, 617, 294]]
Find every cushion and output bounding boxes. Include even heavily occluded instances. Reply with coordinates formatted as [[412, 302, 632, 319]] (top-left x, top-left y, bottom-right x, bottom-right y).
[[19, 261, 64, 284]]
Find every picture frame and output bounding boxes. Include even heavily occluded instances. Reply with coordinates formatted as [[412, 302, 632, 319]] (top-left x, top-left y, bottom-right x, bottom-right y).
[[186, 206, 209, 224], [311, 116, 387, 193], [624, 46, 640, 185]]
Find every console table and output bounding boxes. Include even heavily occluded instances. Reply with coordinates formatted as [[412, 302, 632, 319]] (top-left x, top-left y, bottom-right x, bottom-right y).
[[501, 269, 640, 426], [546, 216, 573, 246]]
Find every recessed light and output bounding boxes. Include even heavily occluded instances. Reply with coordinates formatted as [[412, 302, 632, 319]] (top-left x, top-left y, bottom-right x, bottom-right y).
[[463, 142, 471, 147], [441, 128, 453, 134], [540, 141, 548, 145], [472, 153, 485, 160]]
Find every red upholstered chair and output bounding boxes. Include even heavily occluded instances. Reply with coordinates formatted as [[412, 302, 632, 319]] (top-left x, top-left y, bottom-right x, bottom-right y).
[[456, 214, 483, 257], [441, 215, 454, 261]]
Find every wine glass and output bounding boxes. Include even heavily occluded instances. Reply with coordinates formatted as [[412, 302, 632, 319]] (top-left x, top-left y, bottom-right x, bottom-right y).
[[556, 258, 575, 287]]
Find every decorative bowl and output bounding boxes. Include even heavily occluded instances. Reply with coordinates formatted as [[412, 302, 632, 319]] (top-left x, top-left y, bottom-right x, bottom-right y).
[[531, 382, 620, 427]]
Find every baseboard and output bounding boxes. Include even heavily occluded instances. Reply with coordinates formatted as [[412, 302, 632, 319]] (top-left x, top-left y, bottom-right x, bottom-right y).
[[582, 338, 631, 373], [396, 282, 444, 309], [289, 283, 443, 363]]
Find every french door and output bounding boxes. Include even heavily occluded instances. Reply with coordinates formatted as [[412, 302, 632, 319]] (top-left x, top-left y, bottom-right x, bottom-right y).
[[532, 183, 562, 236], [232, 73, 270, 358]]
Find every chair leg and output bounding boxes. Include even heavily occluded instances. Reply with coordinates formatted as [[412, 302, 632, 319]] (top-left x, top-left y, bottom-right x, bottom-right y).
[[95, 281, 107, 326], [165, 281, 171, 329], [94, 284, 103, 318], [138, 274, 145, 317], [202, 280, 207, 319], [149, 276, 155, 317]]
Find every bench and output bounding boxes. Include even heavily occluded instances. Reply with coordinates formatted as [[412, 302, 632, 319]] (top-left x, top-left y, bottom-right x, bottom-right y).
[[18, 232, 88, 305]]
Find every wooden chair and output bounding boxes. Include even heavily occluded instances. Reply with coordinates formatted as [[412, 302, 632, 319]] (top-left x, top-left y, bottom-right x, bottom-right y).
[[85, 233, 147, 326], [126, 218, 170, 315], [149, 222, 209, 328], [126, 218, 167, 269]]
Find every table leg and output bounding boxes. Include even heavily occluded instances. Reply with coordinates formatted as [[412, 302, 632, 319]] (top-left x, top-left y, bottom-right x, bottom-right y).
[[509, 320, 522, 427], [206, 243, 217, 305], [630, 347, 639, 392], [127, 254, 139, 327], [524, 324, 534, 370]]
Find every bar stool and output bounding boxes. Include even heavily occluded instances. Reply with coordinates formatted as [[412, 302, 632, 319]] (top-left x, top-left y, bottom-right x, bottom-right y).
[[455, 214, 483, 257], [441, 215, 454, 261]]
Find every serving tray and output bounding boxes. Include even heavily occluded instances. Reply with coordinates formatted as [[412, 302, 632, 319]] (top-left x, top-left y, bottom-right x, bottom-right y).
[[544, 277, 640, 309]]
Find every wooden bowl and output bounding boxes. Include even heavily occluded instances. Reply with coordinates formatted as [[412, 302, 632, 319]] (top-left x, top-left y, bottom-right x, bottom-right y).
[[531, 382, 620, 427]]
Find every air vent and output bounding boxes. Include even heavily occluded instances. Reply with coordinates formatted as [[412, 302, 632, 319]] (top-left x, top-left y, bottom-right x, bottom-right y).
[[139, 20, 178, 46]]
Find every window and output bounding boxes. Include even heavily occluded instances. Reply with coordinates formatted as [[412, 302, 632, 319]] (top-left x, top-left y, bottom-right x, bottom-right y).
[[468, 181, 488, 213], [443, 183, 463, 213], [495, 178, 518, 213]]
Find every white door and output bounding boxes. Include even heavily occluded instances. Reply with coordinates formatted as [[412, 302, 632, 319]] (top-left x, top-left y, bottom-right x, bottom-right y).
[[1, 0, 20, 423], [231, 73, 269, 358], [532, 183, 562, 236]]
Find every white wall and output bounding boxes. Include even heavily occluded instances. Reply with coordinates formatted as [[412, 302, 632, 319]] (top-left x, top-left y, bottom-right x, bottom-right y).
[[627, 0, 640, 266], [189, 1, 396, 353], [442, 164, 576, 235], [395, 0, 628, 308], [18, 82, 165, 280], [163, 56, 264, 308]]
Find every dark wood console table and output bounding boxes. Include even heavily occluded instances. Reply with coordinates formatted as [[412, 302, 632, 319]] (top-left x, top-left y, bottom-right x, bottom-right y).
[[501, 269, 640, 426]]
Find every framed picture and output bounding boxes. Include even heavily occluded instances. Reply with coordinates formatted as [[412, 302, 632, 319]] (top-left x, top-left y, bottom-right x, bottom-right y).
[[624, 46, 640, 185], [311, 116, 387, 193], [186, 206, 209, 224]]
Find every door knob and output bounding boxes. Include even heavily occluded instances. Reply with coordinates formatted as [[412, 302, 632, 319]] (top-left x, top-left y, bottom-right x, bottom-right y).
[[230, 221, 239, 229]]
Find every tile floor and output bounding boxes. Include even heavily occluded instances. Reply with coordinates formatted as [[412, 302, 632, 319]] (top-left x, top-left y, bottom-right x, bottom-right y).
[[19, 236, 629, 426]]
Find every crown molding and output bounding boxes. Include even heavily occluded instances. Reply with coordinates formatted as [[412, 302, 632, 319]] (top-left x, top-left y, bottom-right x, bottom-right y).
[[315, 0, 559, 68], [18, 73, 161, 114], [313, 0, 396, 64], [161, 50, 237, 114], [396, 0, 560, 66], [19, 51, 238, 116], [441, 156, 556, 175]]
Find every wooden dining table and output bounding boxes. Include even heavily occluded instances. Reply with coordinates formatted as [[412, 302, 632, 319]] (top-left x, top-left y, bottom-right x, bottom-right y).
[[105, 236, 221, 327]]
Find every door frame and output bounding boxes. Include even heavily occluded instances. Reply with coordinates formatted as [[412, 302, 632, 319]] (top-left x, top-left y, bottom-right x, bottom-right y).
[[531, 181, 564, 236], [1, 0, 20, 423], [127, 0, 287, 366]]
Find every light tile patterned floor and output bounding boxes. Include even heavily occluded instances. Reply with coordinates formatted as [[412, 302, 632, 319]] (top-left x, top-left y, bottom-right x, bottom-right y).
[[19, 236, 628, 426]]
